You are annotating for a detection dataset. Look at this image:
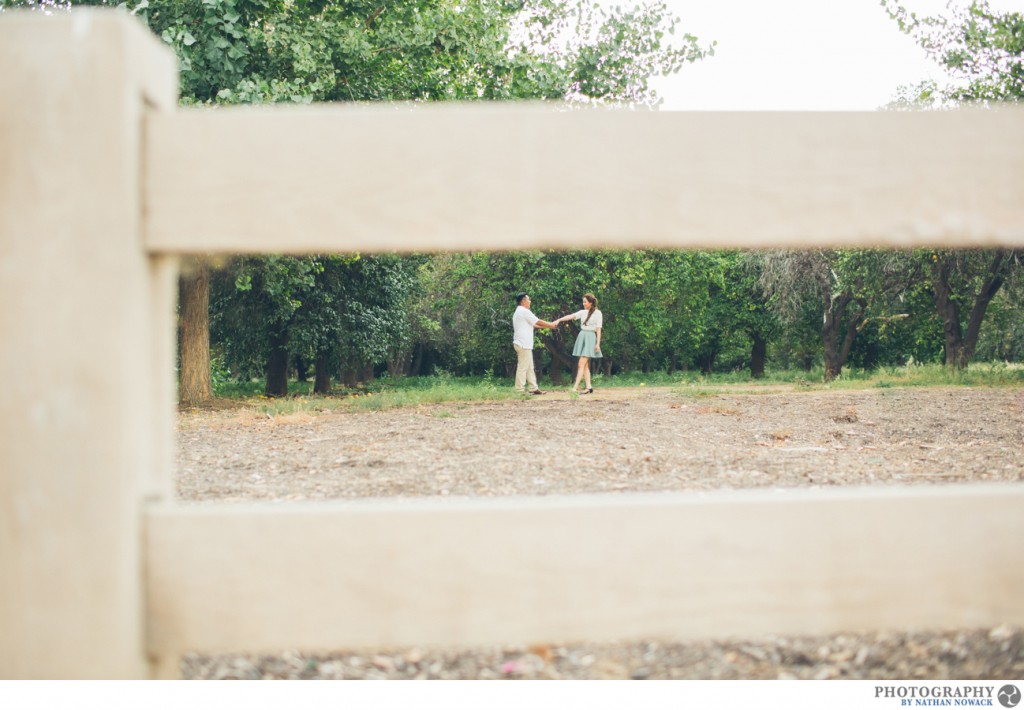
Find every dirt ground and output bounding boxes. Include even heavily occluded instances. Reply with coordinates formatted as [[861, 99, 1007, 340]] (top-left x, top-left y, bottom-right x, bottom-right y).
[[176, 385, 1024, 679], [178, 386, 1024, 501]]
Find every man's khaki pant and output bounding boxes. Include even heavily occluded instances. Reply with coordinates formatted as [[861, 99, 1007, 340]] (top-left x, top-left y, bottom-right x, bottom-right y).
[[514, 344, 538, 392]]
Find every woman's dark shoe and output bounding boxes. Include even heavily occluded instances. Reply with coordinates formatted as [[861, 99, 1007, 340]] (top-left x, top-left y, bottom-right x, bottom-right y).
[[581, 388, 594, 395]]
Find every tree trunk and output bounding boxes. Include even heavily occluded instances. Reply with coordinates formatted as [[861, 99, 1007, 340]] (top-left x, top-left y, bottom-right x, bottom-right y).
[[932, 251, 1008, 370], [540, 335, 575, 371], [548, 353, 564, 385], [178, 262, 212, 406], [313, 353, 332, 394], [822, 336, 842, 380], [342, 368, 358, 388], [265, 330, 289, 396], [821, 289, 863, 382], [697, 351, 716, 375], [361, 363, 375, 384], [750, 332, 767, 379], [960, 266, 1004, 364], [295, 357, 309, 383], [410, 344, 424, 377], [387, 346, 414, 378], [931, 258, 964, 369], [386, 358, 399, 378]]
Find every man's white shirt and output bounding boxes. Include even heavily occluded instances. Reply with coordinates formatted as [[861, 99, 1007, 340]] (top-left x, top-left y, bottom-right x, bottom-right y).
[[512, 305, 539, 349]]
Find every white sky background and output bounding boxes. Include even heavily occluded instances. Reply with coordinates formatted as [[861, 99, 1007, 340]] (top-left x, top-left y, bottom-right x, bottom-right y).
[[650, 0, 1024, 110]]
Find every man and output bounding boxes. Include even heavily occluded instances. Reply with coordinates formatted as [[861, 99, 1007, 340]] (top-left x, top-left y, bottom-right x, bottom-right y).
[[512, 292, 557, 395]]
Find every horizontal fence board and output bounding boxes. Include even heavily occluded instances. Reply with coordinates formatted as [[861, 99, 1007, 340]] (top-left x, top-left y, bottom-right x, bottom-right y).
[[144, 106, 1024, 254], [146, 485, 1024, 659]]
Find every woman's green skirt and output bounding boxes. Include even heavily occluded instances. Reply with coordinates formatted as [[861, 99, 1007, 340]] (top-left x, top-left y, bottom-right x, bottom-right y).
[[572, 330, 602, 358]]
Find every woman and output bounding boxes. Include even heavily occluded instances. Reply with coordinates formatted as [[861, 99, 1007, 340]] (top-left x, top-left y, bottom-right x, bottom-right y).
[[554, 293, 603, 394]]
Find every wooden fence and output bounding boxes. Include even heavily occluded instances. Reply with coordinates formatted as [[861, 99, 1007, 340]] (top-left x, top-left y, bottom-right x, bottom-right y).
[[1, 11, 1022, 679]]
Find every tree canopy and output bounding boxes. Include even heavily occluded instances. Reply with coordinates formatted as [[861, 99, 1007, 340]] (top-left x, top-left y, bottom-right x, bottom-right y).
[[8, 0, 711, 106], [55, 0, 710, 397], [883, 0, 1024, 106], [5, 0, 1021, 391]]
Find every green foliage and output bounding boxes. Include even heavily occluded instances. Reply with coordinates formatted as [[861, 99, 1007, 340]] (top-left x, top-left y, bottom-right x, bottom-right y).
[[210, 255, 320, 379], [924, 249, 1021, 368], [11, 0, 1021, 383], [0, 0, 70, 11], [755, 249, 913, 379], [21, 0, 712, 106], [883, 0, 1024, 104], [880, 5, 1024, 370], [407, 249, 780, 378], [304, 254, 420, 372], [402, 247, 1024, 383], [209, 351, 233, 395], [974, 280, 1024, 361], [65, 0, 712, 393]]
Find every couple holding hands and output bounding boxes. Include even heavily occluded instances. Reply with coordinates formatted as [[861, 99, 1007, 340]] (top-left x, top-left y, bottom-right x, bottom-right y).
[[512, 291, 603, 396]]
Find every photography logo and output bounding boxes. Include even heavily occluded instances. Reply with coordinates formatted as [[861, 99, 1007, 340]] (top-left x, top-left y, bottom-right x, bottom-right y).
[[998, 686, 1021, 709], [875, 684, 1020, 707]]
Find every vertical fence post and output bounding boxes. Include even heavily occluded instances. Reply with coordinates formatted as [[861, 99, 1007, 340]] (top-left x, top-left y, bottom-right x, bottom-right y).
[[0, 11, 177, 678]]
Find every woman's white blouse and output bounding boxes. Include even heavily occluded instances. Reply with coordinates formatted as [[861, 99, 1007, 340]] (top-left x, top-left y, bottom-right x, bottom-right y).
[[571, 308, 603, 331]]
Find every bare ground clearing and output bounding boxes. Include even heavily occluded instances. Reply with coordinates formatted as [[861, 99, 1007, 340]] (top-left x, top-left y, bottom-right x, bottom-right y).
[[178, 386, 1024, 501], [176, 386, 1024, 679]]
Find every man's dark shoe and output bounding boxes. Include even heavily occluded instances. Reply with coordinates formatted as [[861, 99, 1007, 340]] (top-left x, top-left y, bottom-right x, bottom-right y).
[[529, 389, 545, 395]]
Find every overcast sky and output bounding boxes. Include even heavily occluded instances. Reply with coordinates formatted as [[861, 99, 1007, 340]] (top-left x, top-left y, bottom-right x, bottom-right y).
[[650, 0, 1024, 111]]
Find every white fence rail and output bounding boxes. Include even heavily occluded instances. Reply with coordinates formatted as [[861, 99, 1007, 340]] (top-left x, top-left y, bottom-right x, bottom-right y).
[[146, 488, 1024, 674], [146, 105, 1024, 255], [2, 11, 1023, 679]]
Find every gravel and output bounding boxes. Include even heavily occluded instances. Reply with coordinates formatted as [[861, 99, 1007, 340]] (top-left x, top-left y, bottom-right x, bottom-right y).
[[182, 626, 1024, 680]]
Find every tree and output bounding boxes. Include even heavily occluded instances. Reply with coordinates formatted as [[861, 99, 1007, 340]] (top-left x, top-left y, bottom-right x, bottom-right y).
[[883, 0, 1024, 106], [59, 0, 709, 398], [177, 259, 211, 406], [318, 254, 418, 389], [5, 0, 711, 395], [883, 0, 1024, 369], [973, 276, 1024, 361], [606, 250, 727, 375], [928, 249, 1020, 368], [758, 251, 857, 381], [212, 255, 320, 396], [727, 253, 780, 378], [758, 250, 909, 381], [407, 248, 775, 383]]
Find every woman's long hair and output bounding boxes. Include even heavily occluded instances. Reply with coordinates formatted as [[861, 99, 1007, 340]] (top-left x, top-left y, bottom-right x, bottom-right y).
[[583, 293, 598, 325]]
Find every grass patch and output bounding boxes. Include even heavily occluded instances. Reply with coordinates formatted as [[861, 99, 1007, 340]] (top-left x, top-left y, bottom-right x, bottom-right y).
[[676, 363, 1024, 397], [213, 362, 1024, 416], [240, 375, 524, 416], [820, 362, 1024, 390]]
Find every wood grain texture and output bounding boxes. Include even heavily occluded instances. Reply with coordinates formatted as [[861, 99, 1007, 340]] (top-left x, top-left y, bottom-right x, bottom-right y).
[[146, 485, 1024, 666], [0, 11, 178, 679], [145, 106, 1024, 254]]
